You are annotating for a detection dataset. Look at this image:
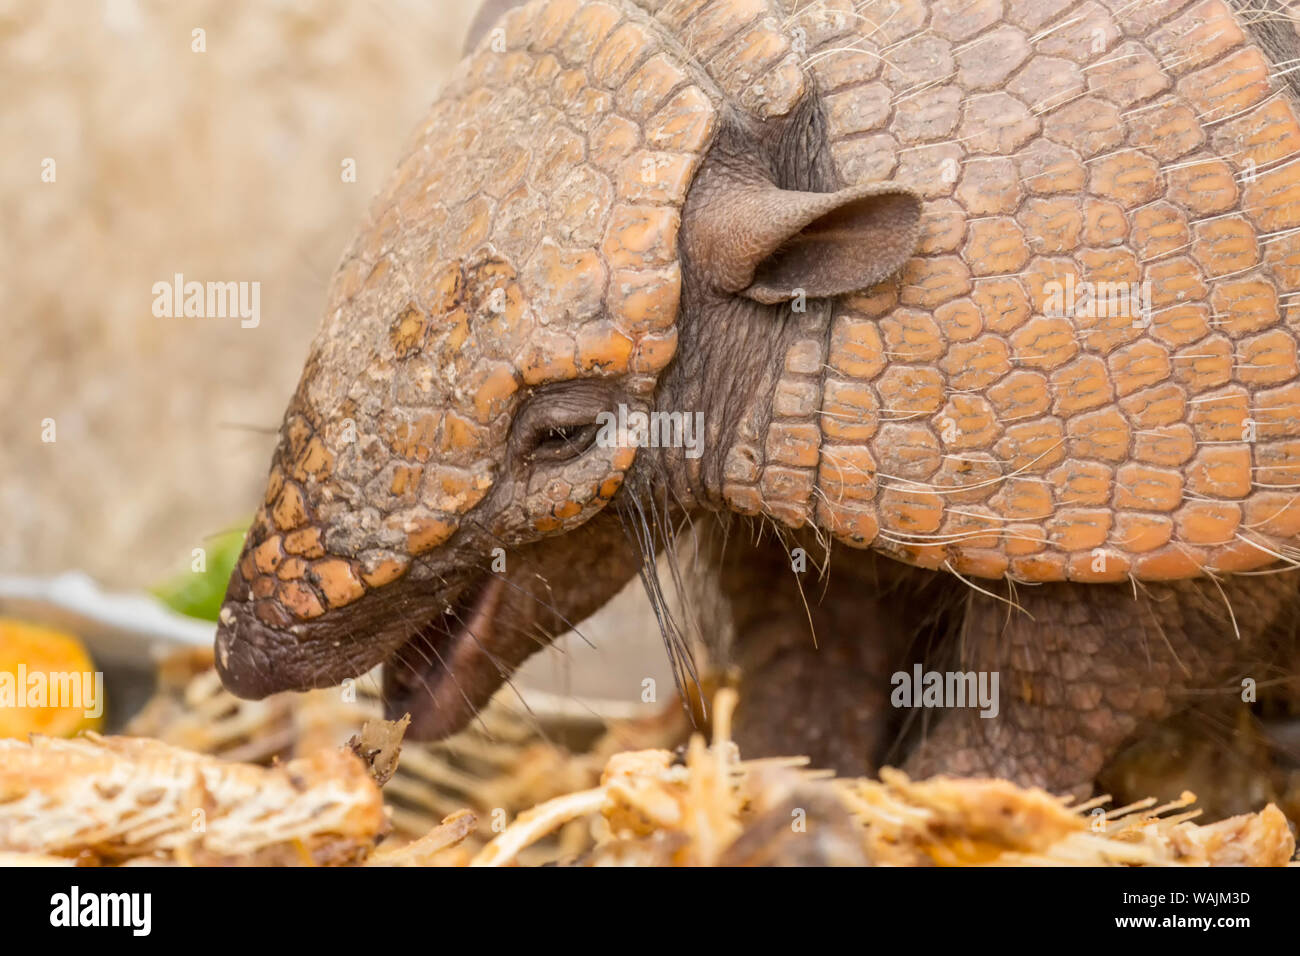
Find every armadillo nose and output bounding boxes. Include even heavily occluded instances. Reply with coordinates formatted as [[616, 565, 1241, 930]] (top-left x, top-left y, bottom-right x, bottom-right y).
[[213, 602, 278, 700]]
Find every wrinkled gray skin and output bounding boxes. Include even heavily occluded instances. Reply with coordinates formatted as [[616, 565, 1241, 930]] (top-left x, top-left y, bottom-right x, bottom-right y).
[[217, 1, 1300, 799]]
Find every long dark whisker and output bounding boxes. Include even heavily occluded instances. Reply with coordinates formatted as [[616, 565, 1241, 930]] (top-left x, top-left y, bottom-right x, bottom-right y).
[[389, 588, 495, 738], [618, 480, 702, 720], [463, 529, 599, 650], [443, 605, 555, 748]]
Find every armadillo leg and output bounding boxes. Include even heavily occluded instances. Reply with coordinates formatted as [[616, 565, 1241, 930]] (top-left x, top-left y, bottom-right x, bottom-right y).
[[720, 538, 957, 775], [902, 576, 1299, 794], [729, 602, 898, 777]]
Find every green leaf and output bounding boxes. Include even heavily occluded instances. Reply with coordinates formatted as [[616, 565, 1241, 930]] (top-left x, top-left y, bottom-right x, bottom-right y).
[[152, 525, 249, 622]]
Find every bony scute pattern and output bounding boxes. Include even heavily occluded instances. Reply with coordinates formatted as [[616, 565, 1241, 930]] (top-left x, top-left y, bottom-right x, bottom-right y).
[[632, 0, 807, 116], [230, 0, 722, 628], [737, 0, 1300, 583]]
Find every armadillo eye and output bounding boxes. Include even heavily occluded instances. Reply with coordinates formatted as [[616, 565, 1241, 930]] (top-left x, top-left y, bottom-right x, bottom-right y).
[[528, 421, 600, 463]]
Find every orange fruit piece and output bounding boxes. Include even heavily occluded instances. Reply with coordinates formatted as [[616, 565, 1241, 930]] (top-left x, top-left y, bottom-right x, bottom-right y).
[[0, 619, 103, 739]]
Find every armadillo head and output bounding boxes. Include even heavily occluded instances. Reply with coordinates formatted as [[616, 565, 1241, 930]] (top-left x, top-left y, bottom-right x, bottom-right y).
[[214, 0, 921, 736]]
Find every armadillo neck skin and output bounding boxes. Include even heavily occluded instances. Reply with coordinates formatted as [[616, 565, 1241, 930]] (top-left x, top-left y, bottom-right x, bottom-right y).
[[719, 0, 1300, 584]]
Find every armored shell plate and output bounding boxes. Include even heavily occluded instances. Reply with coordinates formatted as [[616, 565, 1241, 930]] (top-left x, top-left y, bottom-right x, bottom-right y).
[[763, 0, 1300, 582]]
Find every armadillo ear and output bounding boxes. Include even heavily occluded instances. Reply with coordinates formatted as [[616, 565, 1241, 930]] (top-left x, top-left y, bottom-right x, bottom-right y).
[[688, 177, 923, 306]]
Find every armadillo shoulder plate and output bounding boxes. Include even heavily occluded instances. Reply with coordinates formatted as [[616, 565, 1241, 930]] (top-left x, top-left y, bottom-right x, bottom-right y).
[[785, 0, 1300, 583]]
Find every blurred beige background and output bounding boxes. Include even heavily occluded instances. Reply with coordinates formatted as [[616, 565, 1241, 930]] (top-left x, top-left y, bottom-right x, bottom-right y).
[[2, 0, 675, 699], [4, 0, 476, 585]]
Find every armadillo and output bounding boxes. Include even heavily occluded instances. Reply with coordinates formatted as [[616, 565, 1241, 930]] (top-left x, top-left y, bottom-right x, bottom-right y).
[[215, 0, 1300, 791]]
